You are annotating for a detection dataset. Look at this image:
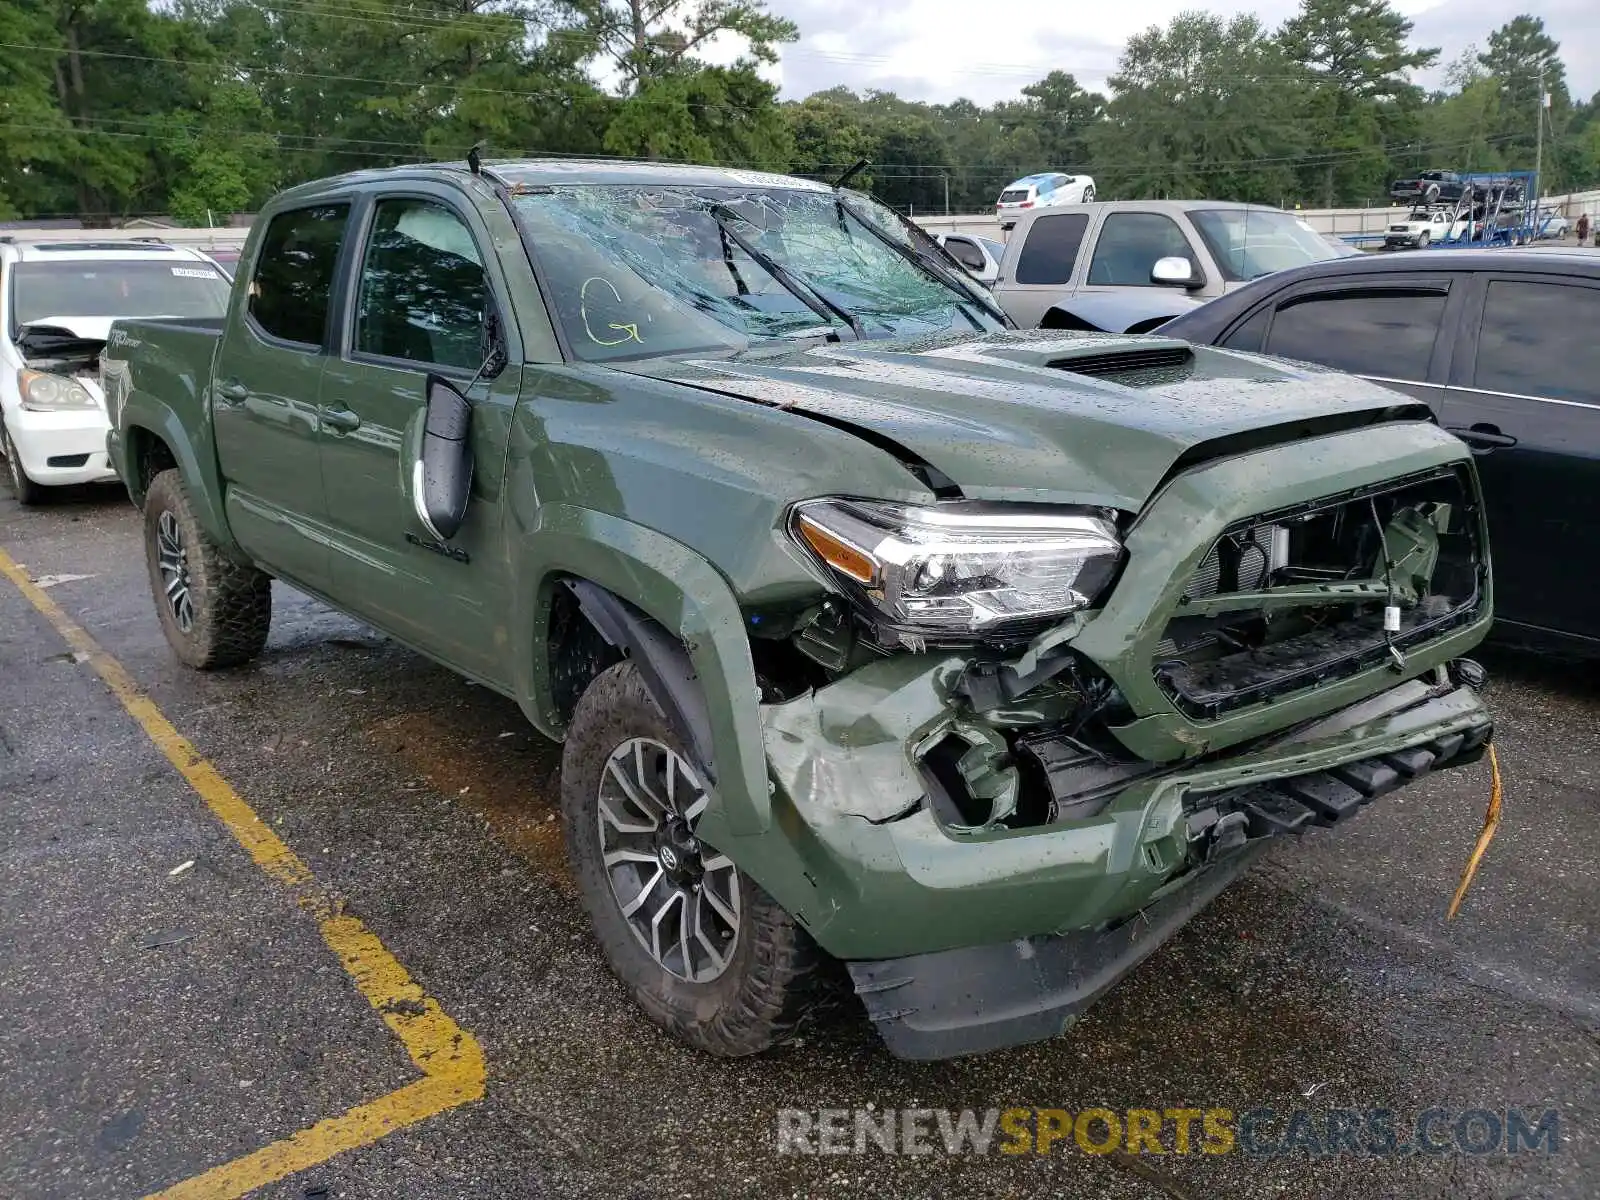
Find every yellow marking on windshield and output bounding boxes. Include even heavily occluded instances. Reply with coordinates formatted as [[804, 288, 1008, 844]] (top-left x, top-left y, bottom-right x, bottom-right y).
[[580, 275, 643, 345]]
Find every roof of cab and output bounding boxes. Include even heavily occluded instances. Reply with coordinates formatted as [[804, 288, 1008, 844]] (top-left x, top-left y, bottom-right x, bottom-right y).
[[266, 157, 834, 206]]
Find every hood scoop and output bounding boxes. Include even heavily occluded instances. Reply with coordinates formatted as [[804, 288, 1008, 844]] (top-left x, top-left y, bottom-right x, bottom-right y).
[[1047, 344, 1196, 388]]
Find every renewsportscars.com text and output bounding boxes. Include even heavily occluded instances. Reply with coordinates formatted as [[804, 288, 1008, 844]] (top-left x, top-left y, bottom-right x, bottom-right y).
[[775, 1107, 1561, 1158]]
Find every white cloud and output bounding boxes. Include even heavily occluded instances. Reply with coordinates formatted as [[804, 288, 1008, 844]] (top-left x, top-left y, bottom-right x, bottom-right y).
[[752, 0, 1598, 105]]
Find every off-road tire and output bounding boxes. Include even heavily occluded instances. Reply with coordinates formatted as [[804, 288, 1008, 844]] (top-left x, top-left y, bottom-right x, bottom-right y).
[[143, 468, 271, 669], [561, 660, 832, 1056], [1, 419, 45, 506]]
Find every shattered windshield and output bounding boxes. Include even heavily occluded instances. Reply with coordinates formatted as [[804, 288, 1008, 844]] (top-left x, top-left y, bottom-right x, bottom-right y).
[[1189, 209, 1343, 282], [511, 183, 1002, 362]]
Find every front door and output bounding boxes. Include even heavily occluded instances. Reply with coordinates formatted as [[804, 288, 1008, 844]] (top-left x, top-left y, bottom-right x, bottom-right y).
[[1439, 274, 1600, 642], [317, 191, 517, 684], [213, 201, 352, 591]]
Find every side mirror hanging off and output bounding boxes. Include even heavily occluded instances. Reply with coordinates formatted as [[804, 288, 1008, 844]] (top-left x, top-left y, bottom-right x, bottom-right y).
[[414, 375, 474, 542]]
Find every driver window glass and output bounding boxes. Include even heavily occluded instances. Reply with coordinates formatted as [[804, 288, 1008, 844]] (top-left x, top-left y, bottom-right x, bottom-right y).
[[1087, 213, 1194, 286], [355, 198, 488, 370]]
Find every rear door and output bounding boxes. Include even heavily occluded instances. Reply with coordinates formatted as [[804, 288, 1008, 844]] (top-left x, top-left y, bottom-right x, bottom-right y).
[[995, 210, 1091, 327], [1439, 273, 1600, 641], [317, 185, 520, 683], [213, 200, 352, 590]]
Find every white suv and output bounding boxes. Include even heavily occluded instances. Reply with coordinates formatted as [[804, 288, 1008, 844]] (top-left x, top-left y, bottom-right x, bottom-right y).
[[1, 238, 230, 503], [994, 172, 1096, 230]]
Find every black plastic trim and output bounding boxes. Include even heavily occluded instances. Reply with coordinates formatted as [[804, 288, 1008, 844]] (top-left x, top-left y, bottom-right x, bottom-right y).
[[566, 580, 718, 786]]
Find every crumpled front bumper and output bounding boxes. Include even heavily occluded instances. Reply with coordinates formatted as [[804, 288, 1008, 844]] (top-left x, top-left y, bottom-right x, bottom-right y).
[[727, 662, 1491, 970], [844, 679, 1491, 1059]]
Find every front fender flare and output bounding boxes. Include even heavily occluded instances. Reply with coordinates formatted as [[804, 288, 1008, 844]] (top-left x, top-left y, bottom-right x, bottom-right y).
[[510, 505, 770, 835]]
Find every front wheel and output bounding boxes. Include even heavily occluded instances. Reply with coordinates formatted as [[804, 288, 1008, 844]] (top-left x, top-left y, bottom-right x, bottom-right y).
[[1081, 185, 1096, 203], [561, 660, 831, 1056], [143, 468, 272, 669], [1, 419, 45, 506], [1417, 231, 1431, 247]]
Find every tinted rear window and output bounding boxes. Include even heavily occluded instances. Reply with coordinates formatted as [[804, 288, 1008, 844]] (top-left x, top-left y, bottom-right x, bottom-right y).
[[248, 203, 350, 346], [1475, 280, 1600, 401], [10, 260, 228, 331], [1264, 289, 1446, 380], [1015, 212, 1088, 285]]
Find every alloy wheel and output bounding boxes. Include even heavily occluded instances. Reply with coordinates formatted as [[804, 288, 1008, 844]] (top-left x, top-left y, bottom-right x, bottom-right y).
[[156, 510, 195, 632], [596, 737, 740, 983]]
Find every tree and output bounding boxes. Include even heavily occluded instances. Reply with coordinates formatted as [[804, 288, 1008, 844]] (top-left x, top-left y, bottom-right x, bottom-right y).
[[604, 63, 790, 166], [1418, 48, 1509, 177], [1014, 71, 1104, 169], [1278, 0, 1437, 206], [1478, 16, 1569, 182], [786, 92, 877, 186], [1092, 11, 1305, 204], [569, 0, 796, 94], [0, 0, 72, 217]]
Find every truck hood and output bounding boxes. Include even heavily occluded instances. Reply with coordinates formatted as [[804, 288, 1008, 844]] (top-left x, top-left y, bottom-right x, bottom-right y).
[[621, 331, 1431, 511], [17, 317, 112, 375]]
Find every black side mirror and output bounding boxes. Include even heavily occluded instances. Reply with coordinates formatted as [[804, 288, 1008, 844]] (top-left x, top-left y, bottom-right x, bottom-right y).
[[414, 375, 474, 541]]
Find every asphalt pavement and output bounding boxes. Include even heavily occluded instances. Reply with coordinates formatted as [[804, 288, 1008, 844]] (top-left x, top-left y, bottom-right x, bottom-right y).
[[1, 482, 1596, 1200]]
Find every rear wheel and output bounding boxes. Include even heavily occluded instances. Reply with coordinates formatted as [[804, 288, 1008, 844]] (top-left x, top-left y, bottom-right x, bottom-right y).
[[1, 419, 45, 506], [561, 660, 831, 1056], [143, 468, 272, 669], [1082, 184, 1096, 203]]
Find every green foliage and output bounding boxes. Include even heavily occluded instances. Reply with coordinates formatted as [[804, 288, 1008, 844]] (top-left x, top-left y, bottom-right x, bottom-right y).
[[1092, 12, 1304, 205], [0, 0, 1594, 224]]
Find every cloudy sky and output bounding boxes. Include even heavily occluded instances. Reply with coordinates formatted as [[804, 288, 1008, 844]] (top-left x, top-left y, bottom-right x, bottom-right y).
[[725, 0, 1599, 105]]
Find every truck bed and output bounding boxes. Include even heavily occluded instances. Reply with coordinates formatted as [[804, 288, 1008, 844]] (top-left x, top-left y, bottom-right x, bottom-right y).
[[102, 316, 225, 447]]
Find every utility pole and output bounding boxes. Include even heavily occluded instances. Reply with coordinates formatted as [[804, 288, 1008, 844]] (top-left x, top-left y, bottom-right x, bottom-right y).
[[1534, 67, 1546, 192]]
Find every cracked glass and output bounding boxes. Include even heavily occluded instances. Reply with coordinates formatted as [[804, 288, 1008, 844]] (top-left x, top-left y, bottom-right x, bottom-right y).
[[512, 185, 1002, 362]]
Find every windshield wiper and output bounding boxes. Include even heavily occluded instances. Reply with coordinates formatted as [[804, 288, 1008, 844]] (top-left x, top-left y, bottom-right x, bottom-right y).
[[833, 196, 1013, 330], [706, 204, 863, 341]]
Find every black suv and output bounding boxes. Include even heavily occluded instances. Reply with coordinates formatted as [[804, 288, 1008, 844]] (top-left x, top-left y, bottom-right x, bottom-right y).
[[1160, 248, 1600, 657], [1390, 171, 1467, 204]]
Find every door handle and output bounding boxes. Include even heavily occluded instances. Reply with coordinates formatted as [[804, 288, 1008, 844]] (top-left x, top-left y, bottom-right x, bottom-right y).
[[320, 407, 362, 434], [216, 380, 249, 403], [1446, 424, 1517, 450]]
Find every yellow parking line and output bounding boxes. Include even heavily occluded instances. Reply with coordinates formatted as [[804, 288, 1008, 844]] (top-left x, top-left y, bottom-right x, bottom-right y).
[[0, 548, 485, 1199]]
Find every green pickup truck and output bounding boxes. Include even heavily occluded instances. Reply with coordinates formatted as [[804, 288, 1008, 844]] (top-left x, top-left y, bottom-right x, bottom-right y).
[[102, 158, 1496, 1062]]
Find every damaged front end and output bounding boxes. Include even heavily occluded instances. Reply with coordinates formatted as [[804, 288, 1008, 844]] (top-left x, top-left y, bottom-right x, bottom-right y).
[[727, 418, 1495, 1060]]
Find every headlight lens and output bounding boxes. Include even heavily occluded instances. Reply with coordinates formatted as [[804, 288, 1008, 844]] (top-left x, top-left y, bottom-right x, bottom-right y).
[[791, 498, 1123, 638], [18, 369, 97, 411]]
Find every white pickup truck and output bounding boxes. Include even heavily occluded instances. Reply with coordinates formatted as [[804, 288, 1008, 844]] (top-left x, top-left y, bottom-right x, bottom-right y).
[[1383, 209, 1474, 250], [988, 200, 1349, 331]]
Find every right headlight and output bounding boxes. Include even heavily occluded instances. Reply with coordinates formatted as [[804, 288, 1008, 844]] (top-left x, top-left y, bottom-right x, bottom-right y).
[[17, 369, 97, 412], [790, 498, 1124, 641]]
